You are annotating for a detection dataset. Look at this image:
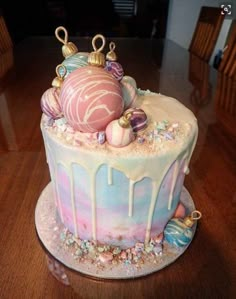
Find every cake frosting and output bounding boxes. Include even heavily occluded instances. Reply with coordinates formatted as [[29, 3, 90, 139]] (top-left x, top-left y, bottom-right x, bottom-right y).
[[40, 27, 198, 260]]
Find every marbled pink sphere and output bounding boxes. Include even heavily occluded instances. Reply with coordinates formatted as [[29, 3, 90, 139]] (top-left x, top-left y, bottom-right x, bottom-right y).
[[105, 61, 124, 81], [120, 79, 137, 110], [125, 108, 148, 132], [60, 66, 124, 133], [40, 87, 63, 119], [173, 203, 186, 218], [106, 120, 134, 147]]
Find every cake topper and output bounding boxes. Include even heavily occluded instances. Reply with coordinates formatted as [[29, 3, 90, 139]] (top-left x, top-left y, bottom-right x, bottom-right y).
[[106, 42, 117, 61], [105, 41, 124, 81], [52, 64, 67, 88], [55, 26, 78, 58], [164, 210, 202, 247], [106, 113, 135, 147], [88, 34, 106, 67]]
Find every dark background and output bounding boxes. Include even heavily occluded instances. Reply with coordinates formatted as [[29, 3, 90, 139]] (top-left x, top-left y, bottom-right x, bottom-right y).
[[0, 0, 169, 43]]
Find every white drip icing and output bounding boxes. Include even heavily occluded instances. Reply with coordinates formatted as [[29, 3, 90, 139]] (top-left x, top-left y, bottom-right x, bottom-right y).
[[108, 165, 113, 185], [168, 161, 180, 210], [45, 141, 64, 223], [145, 181, 161, 245], [128, 180, 135, 217], [90, 173, 97, 242], [69, 164, 78, 237], [55, 164, 64, 223]]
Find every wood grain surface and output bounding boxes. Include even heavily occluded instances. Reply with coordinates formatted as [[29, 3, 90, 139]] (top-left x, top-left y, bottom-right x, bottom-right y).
[[0, 37, 235, 299]]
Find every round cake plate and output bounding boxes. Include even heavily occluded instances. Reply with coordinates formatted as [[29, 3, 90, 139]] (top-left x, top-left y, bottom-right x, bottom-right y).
[[35, 182, 197, 280]]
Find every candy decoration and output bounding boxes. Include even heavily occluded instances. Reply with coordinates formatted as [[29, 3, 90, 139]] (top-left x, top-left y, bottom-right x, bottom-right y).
[[41, 87, 62, 119], [59, 53, 89, 77], [106, 114, 135, 147], [88, 34, 106, 67], [105, 42, 124, 81], [121, 80, 137, 109], [55, 26, 89, 76], [122, 76, 137, 89], [124, 108, 147, 133], [60, 66, 123, 132], [52, 64, 67, 88], [105, 61, 124, 81], [164, 210, 202, 247]]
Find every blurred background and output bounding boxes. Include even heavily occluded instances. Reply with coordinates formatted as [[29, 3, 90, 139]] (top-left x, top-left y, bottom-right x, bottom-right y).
[[0, 0, 235, 56], [0, 0, 169, 42]]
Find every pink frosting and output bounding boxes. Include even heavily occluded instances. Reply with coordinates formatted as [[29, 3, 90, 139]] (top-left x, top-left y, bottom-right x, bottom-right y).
[[60, 66, 124, 133]]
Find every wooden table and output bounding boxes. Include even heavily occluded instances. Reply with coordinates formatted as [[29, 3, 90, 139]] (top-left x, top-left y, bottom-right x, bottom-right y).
[[0, 37, 235, 299]]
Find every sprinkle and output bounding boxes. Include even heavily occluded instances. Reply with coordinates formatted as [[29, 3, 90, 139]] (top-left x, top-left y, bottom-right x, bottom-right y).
[[99, 252, 113, 263], [156, 121, 167, 131], [124, 259, 131, 265], [172, 123, 179, 128], [97, 131, 106, 144], [135, 242, 144, 252], [153, 244, 163, 255], [97, 246, 105, 253], [75, 248, 83, 256], [113, 247, 121, 255], [137, 136, 145, 144], [120, 251, 127, 259], [144, 245, 153, 253], [65, 238, 75, 246], [163, 132, 174, 140]]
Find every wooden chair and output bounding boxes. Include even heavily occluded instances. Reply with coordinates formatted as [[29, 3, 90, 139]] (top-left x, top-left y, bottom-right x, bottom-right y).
[[189, 6, 224, 62], [189, 53, 211, 102], [0, 13, 13, 79], [0, 14, 13, 52], [215, 21, 236, 137]]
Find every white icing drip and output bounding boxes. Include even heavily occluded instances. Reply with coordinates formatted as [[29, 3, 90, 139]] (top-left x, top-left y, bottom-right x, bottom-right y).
[[145, 181, 161, 245], [168, 161, 180, 210], [90, 173, 97, 242], [44, 139, 64, 223], [69, 164, 78, 237], [128, 180, 135, 217], [108, 165, 113, 185]]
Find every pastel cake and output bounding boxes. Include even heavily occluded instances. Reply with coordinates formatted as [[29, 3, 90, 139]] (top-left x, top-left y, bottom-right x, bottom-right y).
[[40, 28, 198, 258]]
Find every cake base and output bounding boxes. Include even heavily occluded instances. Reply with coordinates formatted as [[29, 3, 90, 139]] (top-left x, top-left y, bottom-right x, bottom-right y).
[[35, 182, 197, 280]]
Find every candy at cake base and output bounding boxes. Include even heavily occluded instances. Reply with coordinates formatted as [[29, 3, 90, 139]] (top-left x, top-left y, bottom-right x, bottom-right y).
[[41, 92, 198, 249]]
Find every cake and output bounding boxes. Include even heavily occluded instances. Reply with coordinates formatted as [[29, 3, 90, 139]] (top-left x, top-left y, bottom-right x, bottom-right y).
[[40, 27, 199, 269]]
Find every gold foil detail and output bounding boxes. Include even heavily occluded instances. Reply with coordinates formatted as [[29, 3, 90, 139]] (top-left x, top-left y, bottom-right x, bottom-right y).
[[52, 64, 67, 88], [106, 42, 117, 61], [183, 210, 202, 227], [118, 113, 132, 128], [55, 26, 78, 58], [88, 34, 106, 67]]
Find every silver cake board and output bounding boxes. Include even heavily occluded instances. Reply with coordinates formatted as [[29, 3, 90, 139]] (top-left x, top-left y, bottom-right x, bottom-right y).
[[35, 182, 197, 280]]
